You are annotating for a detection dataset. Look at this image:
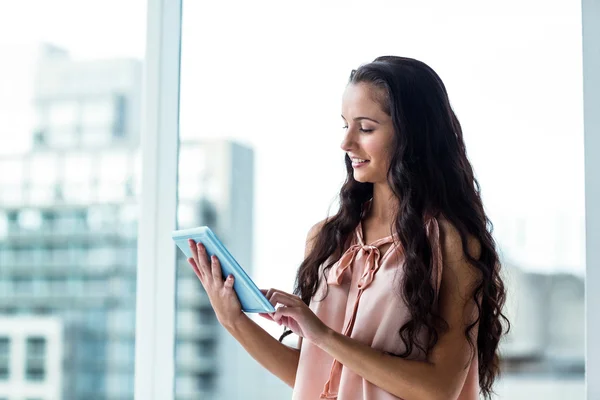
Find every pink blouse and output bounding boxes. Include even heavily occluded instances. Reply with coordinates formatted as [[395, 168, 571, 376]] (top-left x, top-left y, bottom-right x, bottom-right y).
[[292, 217, 479, 400]]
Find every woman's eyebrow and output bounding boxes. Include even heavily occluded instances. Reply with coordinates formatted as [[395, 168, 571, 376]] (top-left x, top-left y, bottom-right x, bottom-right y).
[[341, 114, 380, 124]]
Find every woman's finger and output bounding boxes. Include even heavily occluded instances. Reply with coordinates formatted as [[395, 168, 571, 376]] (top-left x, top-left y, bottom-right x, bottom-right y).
[[258, 312, 274, 322], [271, 290, 304, 306], [271, 292, 301, 307], [210, 255, 224, 285], [272, 305, 299, 323], [223, 274, 234, 289], [195, 242, 211, 275], [187, 257, 205, 282], [265, 288, 278, 308], [188, 239, 200, 268]]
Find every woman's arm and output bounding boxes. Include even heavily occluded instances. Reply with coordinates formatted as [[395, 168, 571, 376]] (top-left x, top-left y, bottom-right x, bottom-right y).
[[224, 220, 326, 387], [226, 315, 301, 387]]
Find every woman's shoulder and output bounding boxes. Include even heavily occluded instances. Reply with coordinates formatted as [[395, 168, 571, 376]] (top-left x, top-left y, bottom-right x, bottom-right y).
[[434, 216, 482, 262], [304, 219, 328, 257], [307, 219, 327, 240]]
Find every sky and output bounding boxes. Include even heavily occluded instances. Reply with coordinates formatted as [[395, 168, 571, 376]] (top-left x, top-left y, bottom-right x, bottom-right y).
[[0, 0, 587, 308]]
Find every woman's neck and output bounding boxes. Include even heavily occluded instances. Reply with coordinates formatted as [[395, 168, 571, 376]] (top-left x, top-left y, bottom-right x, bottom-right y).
[[368, 183, 399, 223]]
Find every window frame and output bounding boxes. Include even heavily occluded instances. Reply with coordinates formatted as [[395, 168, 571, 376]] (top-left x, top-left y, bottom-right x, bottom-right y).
[[134, 0, 182, 399], [582, 0, 599, 397]]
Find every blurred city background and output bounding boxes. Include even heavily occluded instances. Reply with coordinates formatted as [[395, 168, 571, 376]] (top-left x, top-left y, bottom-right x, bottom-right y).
[[0, 0, 586, 399]]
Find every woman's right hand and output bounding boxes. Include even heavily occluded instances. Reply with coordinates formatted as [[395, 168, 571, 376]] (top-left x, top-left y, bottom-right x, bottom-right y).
[[187, 239, 244, 330]]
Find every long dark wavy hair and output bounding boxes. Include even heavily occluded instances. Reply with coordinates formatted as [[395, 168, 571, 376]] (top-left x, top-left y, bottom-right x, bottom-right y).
[[280, 56, 509, 398]]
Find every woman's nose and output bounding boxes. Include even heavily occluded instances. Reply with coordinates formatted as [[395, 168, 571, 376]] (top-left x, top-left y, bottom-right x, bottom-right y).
[[340, 129, 354, 152]]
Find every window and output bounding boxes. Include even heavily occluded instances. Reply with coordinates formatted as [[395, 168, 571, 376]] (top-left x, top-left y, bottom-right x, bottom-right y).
[[47, 101, 78, 127], [25, 337, 47, 382], [0, 337, 10, 380], [0, 160, 24, 185], [29, 153, 59, 185], [171, 1, 587, 399], [63, 154, 93, 184], [17, 209, 43, 231], [81, 98, 114, 127], [113, 94, 127, 138]]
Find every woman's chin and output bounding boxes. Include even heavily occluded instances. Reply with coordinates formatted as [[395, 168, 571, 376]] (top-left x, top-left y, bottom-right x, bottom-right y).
[[352, 171, 371, 183]]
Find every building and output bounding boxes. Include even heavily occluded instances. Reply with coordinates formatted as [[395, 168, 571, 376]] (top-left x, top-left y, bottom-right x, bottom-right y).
[[0, 44, 142, 400]]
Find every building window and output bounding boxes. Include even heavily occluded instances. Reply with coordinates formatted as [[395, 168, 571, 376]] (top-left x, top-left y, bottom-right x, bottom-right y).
[[113, 94, 127, 138], [0, 337, 10, 380], [25, 337, 47, 382]]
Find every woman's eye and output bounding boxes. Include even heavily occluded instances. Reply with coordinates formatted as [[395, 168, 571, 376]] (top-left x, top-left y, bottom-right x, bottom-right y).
[[342, 125, 348, 130], [360, 128, 374, 133]]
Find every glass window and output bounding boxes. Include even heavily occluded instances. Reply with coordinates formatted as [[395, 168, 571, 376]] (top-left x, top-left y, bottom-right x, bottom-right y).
[[99, 153, 129, 183], [0, 280, 12, 297], [176, 203, 196, 228], [97, 182, 126, 202], [0, 211, 8, 238], [178, 146, 206, 181], [81, 98, 114, 126], [175, 1, 586, 399], [63, 183, 94, 203], [87, 205, 117, 231], [17, 209, 43, 230], [28, 185, 56, 205], [81, 127, 113, 147], [0, 160, 24, 185], [46, 129, 78, 148], [106, 372, 134, 398], [0, 337, 10, 380], [0, 7, 144, 396], [30, 153, 59, 185], [64, 153, 93, 183], [0, 184, 24, 206], [88, 246, 116, 269], [108, 309, 135, 336], [25, 337, 47, 382], [47, 101, 78, 127], [14, 277, 33, 294], [113, 95, 128, 138]]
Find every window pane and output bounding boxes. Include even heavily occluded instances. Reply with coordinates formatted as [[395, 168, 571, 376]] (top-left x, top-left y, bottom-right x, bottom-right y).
[[0, 1, 146, 399], [99, 153, 129, 183], [25, 337, 46, 382], [176, 1, 585, 400], [81, 98, 114, 126], [64, 154, 93, 183], [47, 101, 78, 127], [0, 337, 10, 380], [0, 160, 25, 185], [29, 153, 59, 185]]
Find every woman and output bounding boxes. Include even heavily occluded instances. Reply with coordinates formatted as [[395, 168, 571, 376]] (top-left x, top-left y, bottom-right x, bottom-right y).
[[186, 56, 509, 400]]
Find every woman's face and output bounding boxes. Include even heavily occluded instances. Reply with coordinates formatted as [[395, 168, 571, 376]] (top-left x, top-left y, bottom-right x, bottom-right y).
[[340, 82, 395, 184]]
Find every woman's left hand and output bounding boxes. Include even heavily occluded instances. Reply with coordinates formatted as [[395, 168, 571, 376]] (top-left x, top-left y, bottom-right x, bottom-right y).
[[261, 289, 332, 345]]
